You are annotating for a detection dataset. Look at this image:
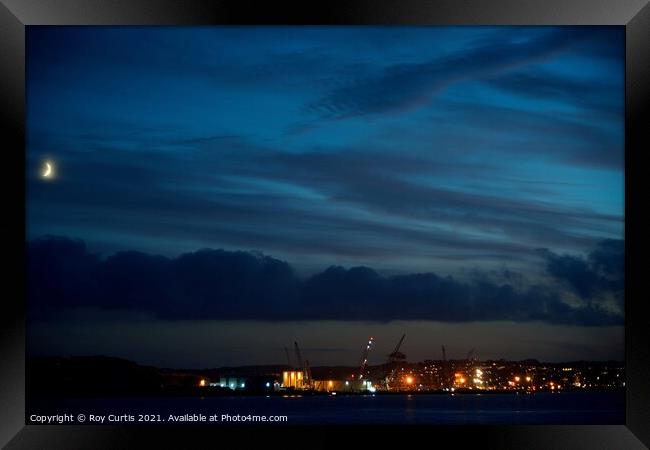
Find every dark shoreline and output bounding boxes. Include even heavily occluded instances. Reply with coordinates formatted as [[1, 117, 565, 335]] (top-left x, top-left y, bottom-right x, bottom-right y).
[[29, 387, 624, 400], [27, 355, 626, 400]]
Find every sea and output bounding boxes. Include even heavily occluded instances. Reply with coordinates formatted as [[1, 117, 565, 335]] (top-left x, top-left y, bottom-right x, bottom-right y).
[[28, 391, 624, 425]]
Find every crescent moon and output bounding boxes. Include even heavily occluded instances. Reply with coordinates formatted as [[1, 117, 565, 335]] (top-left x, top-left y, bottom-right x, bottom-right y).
[[42, 162, 52, 178]]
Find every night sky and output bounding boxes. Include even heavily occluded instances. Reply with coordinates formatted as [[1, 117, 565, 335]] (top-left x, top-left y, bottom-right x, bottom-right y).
[[26, 26, 624, 367]]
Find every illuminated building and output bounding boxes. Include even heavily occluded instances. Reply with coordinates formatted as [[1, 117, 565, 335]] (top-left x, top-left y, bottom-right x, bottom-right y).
[[282, 370, 305, 389]]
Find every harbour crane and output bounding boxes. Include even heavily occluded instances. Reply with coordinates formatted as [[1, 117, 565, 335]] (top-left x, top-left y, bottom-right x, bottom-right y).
[[304, 359, 313, 389], [438, 345, 476, 390], [384, 333, 406, 389], [465, 348, 477, 373], [294, 341, 312, 388], [358, 337, 374, 380], [284, 347, 293, 368], [441, 345, 450, 389], [388, 334, 406, 363]]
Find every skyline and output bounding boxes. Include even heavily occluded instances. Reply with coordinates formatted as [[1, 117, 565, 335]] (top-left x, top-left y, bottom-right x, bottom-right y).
[[26, 26, 624, 366]]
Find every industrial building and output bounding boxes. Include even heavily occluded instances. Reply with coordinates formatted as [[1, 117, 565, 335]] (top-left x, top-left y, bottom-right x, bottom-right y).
[[281, 370, 305, 389]]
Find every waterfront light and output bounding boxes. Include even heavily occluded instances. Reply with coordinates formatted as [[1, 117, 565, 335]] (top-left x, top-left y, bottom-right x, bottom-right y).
[[406, 376, 414, 385]]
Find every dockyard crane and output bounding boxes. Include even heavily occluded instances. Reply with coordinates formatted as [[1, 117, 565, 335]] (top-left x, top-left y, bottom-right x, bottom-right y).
[[441, 345, 450, 389], [388, 334, 406, 364], [384, 333, 406, 389], [304, 359, 313, 389], [294, 341, 312, 388], [358, 337, 374, 379], [284, 347, 293, 368], [464, 347, 478, 375], [294, 342, 304, 372]]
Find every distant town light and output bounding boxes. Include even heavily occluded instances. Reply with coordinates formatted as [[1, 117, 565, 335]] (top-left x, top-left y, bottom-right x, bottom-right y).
[[199, 379, 206, 387]]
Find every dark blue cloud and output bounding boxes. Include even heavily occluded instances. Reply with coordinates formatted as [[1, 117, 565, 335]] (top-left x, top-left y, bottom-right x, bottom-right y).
[[307, 28, 589, 118], [484, 70, 622, 119], [27, 236, 100, 310], [26, 26, 624, 278], [28, 236, 623, 326], [541, 239, 624, 300]]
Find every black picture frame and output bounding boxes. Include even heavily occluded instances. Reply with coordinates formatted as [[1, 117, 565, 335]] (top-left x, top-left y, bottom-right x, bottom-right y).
[[1, 1, 648, 448]]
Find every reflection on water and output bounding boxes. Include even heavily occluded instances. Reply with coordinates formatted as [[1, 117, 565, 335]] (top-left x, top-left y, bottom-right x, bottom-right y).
[[29, 391, 624, 425]]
